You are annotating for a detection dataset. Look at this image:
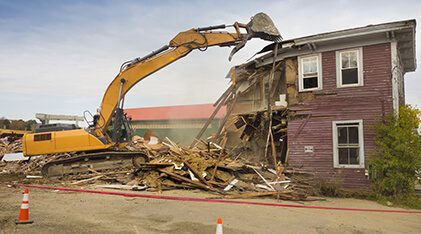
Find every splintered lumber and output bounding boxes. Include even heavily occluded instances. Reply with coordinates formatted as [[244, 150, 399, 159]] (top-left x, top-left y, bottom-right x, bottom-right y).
[[157, 168, 212, 191], [250, 167, 275, 191], [223, 179, 239, 191], [215, 91, 240, 138], [184, 162, 212, 187], [190, 88, 230, 148], [222, 190, 292, 199], [210, 155, 222, 181], [214, 84, 234, 107]]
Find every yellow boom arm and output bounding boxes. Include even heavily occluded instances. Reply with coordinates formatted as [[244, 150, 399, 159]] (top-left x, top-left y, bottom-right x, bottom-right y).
[[22, 12, 280, 156], [94, 22, 265, 139]]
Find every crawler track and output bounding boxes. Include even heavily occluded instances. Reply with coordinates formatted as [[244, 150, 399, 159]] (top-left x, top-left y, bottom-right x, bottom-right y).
[[41, 151, 149, 178]]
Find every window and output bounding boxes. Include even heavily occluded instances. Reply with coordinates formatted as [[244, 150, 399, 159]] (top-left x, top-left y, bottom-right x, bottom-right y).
[[298, 54, 322, 91], [34, 133, 52, 141], [336, 48, 363, 87], [332, 120, 364, 168]]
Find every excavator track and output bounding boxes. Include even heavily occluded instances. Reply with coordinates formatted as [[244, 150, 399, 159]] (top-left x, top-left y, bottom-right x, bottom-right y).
[[41, 151, 149, 178]]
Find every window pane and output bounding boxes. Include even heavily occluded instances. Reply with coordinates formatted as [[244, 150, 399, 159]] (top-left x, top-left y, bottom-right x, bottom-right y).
[[303, 77, 318, 89], [342, 68, 358, 84], [350, 55, 358, 67], [303, 57, 317, 74], [341, 51, 358, 69], [341, 53, 350, 68], [348, 126, 359, 144], [338, 127, 348, 144], [349, 148, 359, 164], [338, 148, 349, 164]]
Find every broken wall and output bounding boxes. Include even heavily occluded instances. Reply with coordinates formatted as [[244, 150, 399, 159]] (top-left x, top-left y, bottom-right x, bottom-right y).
[[222, 63, 288, 166]]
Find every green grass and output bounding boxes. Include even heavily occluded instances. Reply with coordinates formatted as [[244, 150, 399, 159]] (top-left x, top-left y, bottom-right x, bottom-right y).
[[375, 195, 421, 210]]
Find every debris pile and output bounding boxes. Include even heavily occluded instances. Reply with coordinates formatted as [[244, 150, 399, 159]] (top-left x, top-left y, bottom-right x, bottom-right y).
[[0, 136, 318, 200], [0, 138, 23, 160], [121, 138, 316, 200]]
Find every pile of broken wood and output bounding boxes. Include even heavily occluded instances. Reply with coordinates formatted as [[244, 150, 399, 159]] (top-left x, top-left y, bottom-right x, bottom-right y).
[[0, 136, 319, 201], [0, 138, 22, 160], [119, 137, 318, 200]]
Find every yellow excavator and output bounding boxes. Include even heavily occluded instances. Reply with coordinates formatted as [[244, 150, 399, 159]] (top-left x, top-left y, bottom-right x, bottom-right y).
[[22, 13, 281, 177]]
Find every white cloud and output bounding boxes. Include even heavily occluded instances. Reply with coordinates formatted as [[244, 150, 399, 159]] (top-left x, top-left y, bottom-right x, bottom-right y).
[[0, 0, 420, 120]]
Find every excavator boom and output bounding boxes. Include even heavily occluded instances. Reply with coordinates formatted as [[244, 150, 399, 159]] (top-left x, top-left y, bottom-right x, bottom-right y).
[[94, 13, 281, 141], [22, 13, 280, 177]]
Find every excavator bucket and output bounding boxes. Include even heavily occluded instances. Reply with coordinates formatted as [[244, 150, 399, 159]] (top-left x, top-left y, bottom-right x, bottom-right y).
[[248, 12, 282, 42], [229, 12, 281, 61]]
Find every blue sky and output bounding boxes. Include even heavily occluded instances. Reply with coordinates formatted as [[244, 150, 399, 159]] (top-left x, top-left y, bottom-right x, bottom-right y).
[[1, 0, 420, 120]]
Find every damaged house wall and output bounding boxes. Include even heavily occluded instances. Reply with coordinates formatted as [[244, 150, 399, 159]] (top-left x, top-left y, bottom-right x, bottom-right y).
[[287, 43, 394, 189], [220, 20, 416, 191], [223, 64, 288, 166]]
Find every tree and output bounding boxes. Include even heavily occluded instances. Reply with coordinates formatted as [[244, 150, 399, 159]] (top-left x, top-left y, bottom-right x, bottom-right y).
[[0, 117, 11, 129], [25, 120, 38, 131], [9, 119, 27, 130], [370, 105, 421, 197]]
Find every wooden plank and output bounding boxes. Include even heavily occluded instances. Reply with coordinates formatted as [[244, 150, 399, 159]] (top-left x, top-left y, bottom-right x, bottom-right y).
[[190, 90, 230, 148], [213, 84, 234, 107], [158, 169, 212, 191], [184, 162, 213, 187], [215, 91, 241, 138]]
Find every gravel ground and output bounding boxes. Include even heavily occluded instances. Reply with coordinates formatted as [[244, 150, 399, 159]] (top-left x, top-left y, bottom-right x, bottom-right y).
[[0, 185, 420, 234]]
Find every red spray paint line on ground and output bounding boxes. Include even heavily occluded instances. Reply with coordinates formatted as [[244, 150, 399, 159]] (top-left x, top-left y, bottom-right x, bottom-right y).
[[1, 182, 420, 214]]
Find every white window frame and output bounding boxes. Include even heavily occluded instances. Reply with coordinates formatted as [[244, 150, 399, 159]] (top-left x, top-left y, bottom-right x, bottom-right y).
[[336, 48, 363, 88], [298, 53, 323, 92], [332, 119, 365, 168]]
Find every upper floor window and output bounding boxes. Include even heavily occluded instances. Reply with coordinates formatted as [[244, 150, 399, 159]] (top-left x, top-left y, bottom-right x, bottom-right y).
[[298, 54, 322, 91], [336, 48, 363, 87], [332, 120, 365, 168]]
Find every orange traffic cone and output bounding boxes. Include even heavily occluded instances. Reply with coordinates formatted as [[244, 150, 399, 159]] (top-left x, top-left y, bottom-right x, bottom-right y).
[[216, 217, 223, 234], [16, 188, 33, 224]]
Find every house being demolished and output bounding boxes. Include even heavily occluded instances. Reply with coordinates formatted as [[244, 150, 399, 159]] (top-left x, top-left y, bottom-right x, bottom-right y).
[[0, 19, 417, 197], [216, 19, 417, 190]]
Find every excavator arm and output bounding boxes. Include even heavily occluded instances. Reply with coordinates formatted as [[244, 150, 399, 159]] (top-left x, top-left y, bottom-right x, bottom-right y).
[[93, 13, 281, 143], [23, 12, 280, 177], [23, 12, 280, 164], [94, 31, 242, 137]]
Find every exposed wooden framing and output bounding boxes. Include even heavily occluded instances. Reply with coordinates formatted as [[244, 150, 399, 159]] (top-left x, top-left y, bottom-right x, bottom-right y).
[[215, 91, 241, 139], [213, 84, 234, 107], [190, 86, 233, 148]]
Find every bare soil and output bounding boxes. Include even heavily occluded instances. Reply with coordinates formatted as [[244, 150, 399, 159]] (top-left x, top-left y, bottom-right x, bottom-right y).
[[0, 185, 420, 234]]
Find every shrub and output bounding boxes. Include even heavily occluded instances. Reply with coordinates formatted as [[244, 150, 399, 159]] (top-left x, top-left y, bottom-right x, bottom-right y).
[[369, 105, 421, 197]]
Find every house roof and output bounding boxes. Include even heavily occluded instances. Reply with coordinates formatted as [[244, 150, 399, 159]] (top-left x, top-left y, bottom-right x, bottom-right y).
[[254, 19, 416, 72], [125, 104, 226, 121]]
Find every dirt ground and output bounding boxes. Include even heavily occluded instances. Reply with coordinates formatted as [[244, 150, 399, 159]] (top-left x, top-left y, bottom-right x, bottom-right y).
[[0, 185, 420, 234]]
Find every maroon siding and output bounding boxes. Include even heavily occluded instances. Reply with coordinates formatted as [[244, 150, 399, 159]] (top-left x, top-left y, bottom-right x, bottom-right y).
[[288, 43, 393, 190]]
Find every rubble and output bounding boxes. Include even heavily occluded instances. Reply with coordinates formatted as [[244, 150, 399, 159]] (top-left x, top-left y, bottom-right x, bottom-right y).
[[125, 138, 318, 200], [0, 136, 320, 201], [0, 138, 23, 160]]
